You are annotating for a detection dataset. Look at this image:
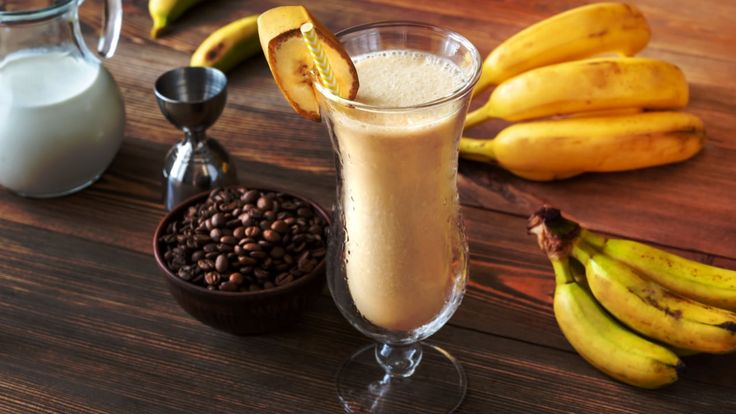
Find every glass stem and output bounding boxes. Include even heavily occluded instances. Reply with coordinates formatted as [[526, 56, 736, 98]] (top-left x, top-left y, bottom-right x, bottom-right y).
[[375, 342, 423, 378]]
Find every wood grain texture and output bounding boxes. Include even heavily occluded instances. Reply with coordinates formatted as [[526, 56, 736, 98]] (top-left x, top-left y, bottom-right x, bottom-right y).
[[1, 0, 735, 412]]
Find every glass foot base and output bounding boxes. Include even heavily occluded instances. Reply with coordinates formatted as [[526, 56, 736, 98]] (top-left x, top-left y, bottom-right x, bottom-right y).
[[336, 342, 466, 413]]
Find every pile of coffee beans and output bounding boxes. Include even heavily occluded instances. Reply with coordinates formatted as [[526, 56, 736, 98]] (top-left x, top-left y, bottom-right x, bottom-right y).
[[159, 187, 327, 292]]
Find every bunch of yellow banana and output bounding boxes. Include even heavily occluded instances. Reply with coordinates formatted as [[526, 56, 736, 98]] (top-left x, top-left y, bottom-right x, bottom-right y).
[[529, 207, 736, 388], [461, 2, 705, 181]]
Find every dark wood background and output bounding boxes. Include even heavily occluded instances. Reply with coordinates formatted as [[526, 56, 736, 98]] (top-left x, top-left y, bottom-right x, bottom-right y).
[[1, 0, 735, 412]]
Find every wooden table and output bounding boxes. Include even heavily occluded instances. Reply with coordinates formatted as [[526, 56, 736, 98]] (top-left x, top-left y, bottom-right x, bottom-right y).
[[2, 0, 735, 412]]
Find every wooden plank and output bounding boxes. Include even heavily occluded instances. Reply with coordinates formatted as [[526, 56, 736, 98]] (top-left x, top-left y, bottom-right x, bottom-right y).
[[1, 218, 735, 413]]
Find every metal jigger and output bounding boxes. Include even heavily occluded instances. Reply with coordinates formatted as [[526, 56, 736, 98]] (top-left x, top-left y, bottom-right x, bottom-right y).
[[155, 67, 237, 211]]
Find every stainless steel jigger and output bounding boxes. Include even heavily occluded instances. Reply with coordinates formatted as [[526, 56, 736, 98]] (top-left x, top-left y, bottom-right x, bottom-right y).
[[155, 67, 237, 211]]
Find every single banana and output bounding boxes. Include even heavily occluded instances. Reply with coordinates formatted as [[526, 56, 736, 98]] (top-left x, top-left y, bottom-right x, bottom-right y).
[[474, 2, 650, 96], [191, 15, 261, 73], [582, 230, 736, 311], [149, 0, 204, 39], [465, 57, 688, 126], [459, 111, 704, 181], [572, 241, 736, 354], [528, 210, 683, 389]]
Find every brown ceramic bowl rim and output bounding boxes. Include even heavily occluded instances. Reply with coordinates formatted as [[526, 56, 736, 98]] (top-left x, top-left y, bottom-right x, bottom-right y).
[[153, 186, 331, 300]]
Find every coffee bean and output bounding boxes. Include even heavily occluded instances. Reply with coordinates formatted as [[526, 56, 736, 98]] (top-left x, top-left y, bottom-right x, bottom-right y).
[[229, 272, 244, 285], [194, 234, 210, 244], [249, 284, 262, 292], [177, 268, 192, 281], [249, 251, 267, 260], [219, 281, 238, 292], [298, 251, 313, 272], [263, 281, 275, 290], [239, 213, 253, 227], [271, 220, 289, 233], [197, 259, 214, 271], [205, 271, 220, 285], [254, 269, 270, 279], [275, 273, 294, 286], [220, 235, 236, 245], [312, 248, 326, 258], [240, 266, 254, 274], [233, 227, 245, 239], [209, 228, 222, 242], [243, 243, 261, 252], [212, 213, 225, 227], [297, 207, 313, 218], [234, 245, 244, 255], [293, 242, 306, 253], [215, 254, 228, 273], [203, 243, 218, 253], [216, 243, 233, 253], [245, 226, 261, 238], [191, 250, 205, 262], [238, 256, 257, 265], [257, 196, 273, 210], [242, 190, 260, 204], [263, 230, 281, 242], [270, 246, 285, 258]]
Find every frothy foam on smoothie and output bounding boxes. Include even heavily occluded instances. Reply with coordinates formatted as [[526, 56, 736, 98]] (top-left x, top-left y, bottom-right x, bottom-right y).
[[353, 50, 465, 107]]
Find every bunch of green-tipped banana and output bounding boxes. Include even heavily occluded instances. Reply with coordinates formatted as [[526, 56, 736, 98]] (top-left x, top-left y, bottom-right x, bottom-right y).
[[148, 0, 262, 72], [461, 2, 706, 181], [528, 207, 736, 388]]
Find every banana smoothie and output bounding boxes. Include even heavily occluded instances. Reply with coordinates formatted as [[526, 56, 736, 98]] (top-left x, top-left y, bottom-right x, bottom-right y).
[[330, 50, 466, 331]]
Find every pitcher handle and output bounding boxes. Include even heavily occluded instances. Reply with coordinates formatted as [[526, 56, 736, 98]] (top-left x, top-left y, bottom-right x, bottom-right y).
[[97, 0, 122, 58]]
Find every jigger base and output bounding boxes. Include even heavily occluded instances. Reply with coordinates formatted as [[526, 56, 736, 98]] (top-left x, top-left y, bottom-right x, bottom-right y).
[[336, 342, 466, 414]]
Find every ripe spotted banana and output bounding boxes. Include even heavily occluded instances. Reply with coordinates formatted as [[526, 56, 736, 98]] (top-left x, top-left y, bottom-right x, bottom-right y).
[[529, 210, 683, 389], [191, 15, 261, 73], [474, 2, 650, 96], [572, 241, 736, 354], [465, 57, 688, 126], [459, 111, 704, 181], [149, 0, 204, 39], [582, 230, 736, 311]]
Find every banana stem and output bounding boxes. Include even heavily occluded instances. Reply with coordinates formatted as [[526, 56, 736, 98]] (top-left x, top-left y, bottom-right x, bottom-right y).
[[570, 241, 597, 266], [527, 207, 581, 260], [458, 137, 497, 163], [580, 229, 607, 249], [464, 99, 494, 129], [552, 258, 575, 286]]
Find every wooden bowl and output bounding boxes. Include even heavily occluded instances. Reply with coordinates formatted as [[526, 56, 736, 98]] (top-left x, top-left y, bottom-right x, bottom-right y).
[[152, 187, 329, 335]]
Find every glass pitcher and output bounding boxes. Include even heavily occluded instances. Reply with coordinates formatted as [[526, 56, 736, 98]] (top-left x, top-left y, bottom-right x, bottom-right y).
[[0, 0, 125, 198]]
